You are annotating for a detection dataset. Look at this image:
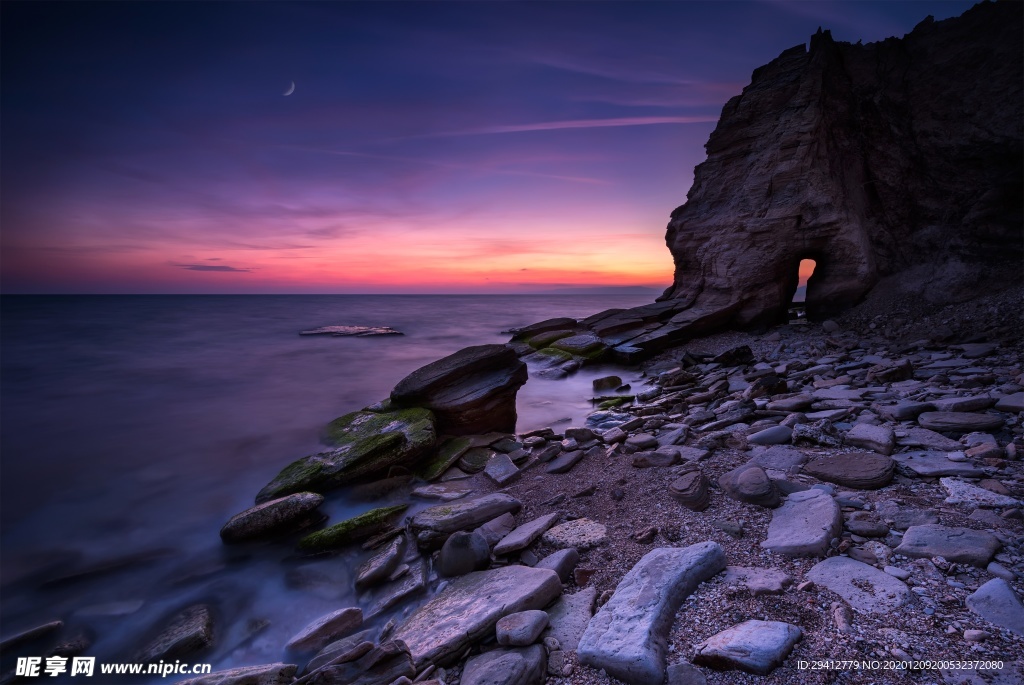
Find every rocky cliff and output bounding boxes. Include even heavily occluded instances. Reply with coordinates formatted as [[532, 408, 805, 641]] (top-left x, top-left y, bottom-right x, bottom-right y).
[[663, 0, 1022, 326]]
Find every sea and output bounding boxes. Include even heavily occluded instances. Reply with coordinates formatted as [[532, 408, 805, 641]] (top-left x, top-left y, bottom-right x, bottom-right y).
[[0, 294, 653, 679]]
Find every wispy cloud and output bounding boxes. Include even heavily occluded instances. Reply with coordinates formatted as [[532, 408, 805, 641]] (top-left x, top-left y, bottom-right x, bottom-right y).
[[173, 263, 252, 273], [423, 116, 718, 138]]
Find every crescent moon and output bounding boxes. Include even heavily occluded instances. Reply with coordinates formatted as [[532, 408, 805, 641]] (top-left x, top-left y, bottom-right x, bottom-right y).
[[283, 81, 295, 96]]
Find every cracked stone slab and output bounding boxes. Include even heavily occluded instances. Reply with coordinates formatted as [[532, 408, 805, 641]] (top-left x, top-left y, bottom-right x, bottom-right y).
[[891, 452, 985, 478], [761, 489, 842, 557], [692, 620, 802, 676], [894, 524, 1000, 567], [805, 557, 910, 614]]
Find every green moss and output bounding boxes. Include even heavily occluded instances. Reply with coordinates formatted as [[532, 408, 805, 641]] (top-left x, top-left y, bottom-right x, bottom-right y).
[[526, 329, 576, 349], [417, 436, 473, 481], [298, 504, 408, 551], [597, 397, 633, 409]]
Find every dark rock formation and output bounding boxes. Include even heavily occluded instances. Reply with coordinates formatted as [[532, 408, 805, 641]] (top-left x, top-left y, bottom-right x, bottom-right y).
[[662, 1, 1022, 325], [391, 344, 528, 435]]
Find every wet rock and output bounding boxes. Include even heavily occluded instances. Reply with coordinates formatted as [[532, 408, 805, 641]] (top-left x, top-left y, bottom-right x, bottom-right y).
[[307, 632, 376, 673], [390, 344, 528, 435], [550, 334, 607, 359], [747, 425, 792, 446], [542, 519, 608, 550], [393, 565, 562, 667], [579, 542, 726, 685], [917, 411, 1004, 434], [593, 375, 623, 391], [475, 512, 517, 547], [669, 470, 711, 511], [545, 446, 595, 474], [175, 663, 297, 685], [462, 645, 546, 685], [510, 317, 579, 341], [496, 611, 549, 647], [719, 463, 780, 507], [437, 531, 490, 577], [722, 567, 793, 596], [792, 419, 842, 447], [410, 493, 521, 550], [366, 561, 426, 616], [417, 436, 473, 482], [298, 505, 408, 552], [307, 641, 414, 685], [965, 578, 1024, 636], [220, 492, 324, 543], [355, 534, 407, 590], [806, 557, 910, 613], [692, 620, 802, 676], [761, 489, 842, 557], [286, 607, 362, 652], [257, 409, 435, 502], [843, 424, 894, 456], [136, 605, 214, 664], [890, 451, 985, 478], [300, 325, 402, 337], [0, 620, 64, 652], [535, 548, 579, 583], [484, 453, 520, 486], [494, 513, 560, 556], [894, 525, 1000, 567], [941, 478, 1021, 508], [411, 481, 473, 502], [545, 587, 596, 652], [802, 452, 894, 489]]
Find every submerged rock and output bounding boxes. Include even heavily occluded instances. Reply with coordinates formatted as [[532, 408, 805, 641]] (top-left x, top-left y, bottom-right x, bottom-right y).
[[286, 607, 362, 652], [391, 344, 528, 435], [298, 505, 408, 552], [136, 605, 214, 664], [300, 325, 402, 337], [220, 492, 324, 543], [257, 409, 435, 502]]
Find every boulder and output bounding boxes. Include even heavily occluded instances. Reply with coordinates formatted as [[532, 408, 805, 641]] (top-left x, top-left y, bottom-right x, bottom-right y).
[[894, 525, 1000, 567], [219, 492, 324, 543], [393, 565, 562, 667], [410, 493, 521, 550], [390, 344, 528, 435], [437, 531, 491, 577], [669, 470, 711, 511], [802, 452, 894, 489], [462, 645, 546, 685], [805, 557, 910, 613], [843, 424, 894, 455], [496, 611, 549, 647], [718, 463, 780, 507], [761, 489, 842, 557], [966, 579, 1024, 636], [692, 621, 801, 675], [298, 505, 408, 552], [257, 409, 435, 502], [578, 542, 727, 685], [355, 534, 408, 590]]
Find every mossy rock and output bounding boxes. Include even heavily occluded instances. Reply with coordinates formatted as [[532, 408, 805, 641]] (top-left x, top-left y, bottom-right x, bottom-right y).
[[457, 447, 494, 474], [598, 396, 633, 409], [550, 334, 607, 360], [256, 408, 435, 503], [417, 436, 473, 482], [526, 329, 578, 349], [524, 347, 575, 369], [298, 504, 408, 552]]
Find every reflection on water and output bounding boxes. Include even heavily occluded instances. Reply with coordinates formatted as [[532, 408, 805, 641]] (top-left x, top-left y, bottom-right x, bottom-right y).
[[0, 294, 651, 678]]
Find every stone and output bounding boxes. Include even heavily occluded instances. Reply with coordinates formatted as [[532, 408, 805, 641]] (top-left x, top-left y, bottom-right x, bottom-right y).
[[0, 620, 64, 652], [805, 557, 910, 613], [876, 401, 935, 421], [632, 450, 678, 468], [965, 579, 1024, 636], [437, 531, 490, 577], [666, 662, 707, 685], [511, 317, 579, 341], [257, 409, 435, 502], [496, 611, 549, 647], [894, 525, 1000, 567], [220, 492, 324, 543], [578, 542, 727, 685], [917, 412, 1004, 434], [493, 513, 560, 556], [895, 427, 962, 451], [545, 447, 590, 475], [484, 453, 520, 486], [410, 493, 521, 550], [298, 505, 408, 552], [459, 448, 495, 474], [718, 463, 780, 507], [722, 566, 793, 595], [545, 587, 597, 652], [890, 451, 985, 478], [994, 392, 1024, 413], [535, 548, 579, 583], [792, 419, 842, 447], [931, 396, 997, 412], [761, 489, 842, 557], [844, 517, 889, 537], [669, 470, 711, 511], [964, 629, 989, 642], [749, 446, 808, 470], [747, 425, 792, 446], [367, 561, 426, 616], [987, 561, 1016, 581], [175, 663, 297, 685], [941, 478, 1021, 508], [136, 605, 214, 664], [884, 566, 911, 581], [286, 607, 362, 652], [390, 344, 528, 435], [476, 512, 517, 547], [542, 519, 607, 550], [411, 481, 473, 502], [417, 436, 473, 481], [692, 621, 802, 676], [843, 423, 894, 455], [462, 645, 546, 685], [677, 446, 711, 462], [802, 452, 894, 489], [355, 534, 407, 590], [767, 395, 813, 412], [306, 641, 414, 685], [550, 334, 607, 359], [626, 433, 659, 450], [593, 375, 623, 391], [393, 565, 562, 667]]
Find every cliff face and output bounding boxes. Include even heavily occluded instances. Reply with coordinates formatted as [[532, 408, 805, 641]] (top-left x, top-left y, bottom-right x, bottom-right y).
[[662, 1, 1023, 325]]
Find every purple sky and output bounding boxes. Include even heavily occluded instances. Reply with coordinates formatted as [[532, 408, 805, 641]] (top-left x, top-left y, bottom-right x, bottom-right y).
[[0, 1, 977, 293]]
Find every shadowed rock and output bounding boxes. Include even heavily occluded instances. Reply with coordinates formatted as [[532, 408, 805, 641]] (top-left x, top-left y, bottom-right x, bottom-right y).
[[693, 621, 801, 676], [220, 492, 324, 543]]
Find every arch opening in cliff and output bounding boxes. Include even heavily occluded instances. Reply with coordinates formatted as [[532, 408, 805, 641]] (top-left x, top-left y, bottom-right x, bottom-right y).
[[785, 257, 817, 323]]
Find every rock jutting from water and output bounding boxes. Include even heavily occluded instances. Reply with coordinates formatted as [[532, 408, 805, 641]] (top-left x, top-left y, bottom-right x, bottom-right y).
[[299, 325, 403, 337]]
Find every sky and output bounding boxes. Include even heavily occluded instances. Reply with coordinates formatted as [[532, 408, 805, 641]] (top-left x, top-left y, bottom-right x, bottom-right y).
[[1, 1, 977, 294]]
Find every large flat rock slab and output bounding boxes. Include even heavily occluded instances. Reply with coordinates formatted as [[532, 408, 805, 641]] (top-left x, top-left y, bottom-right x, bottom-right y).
[[462, 645, 546, 685], [692, 620, 802, 675], [966, 579, 1024, 636], [493, 513, 560, 556], [802, 451, 894, 489], [761, 489, 842, 557], [578, 542, 726, 685], [410, 493, 521, 550], [805, 557, 910, 614], [917, 411, 1004, 434], [941, 478, 1021, 508], [544, 587, 597, 653], [891, 451, 985, 478], [393, 565, 562, 667], [894, 525, 1000, 567]]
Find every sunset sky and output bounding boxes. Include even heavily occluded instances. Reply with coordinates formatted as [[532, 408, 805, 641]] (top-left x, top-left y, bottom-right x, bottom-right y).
[[1, 1, 975, 294]]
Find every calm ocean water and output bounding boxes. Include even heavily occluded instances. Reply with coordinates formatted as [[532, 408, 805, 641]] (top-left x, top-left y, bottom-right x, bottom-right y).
[[0, 294, 652, 677]]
